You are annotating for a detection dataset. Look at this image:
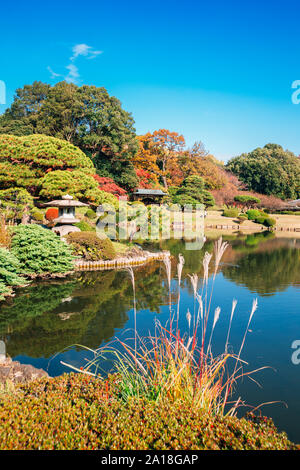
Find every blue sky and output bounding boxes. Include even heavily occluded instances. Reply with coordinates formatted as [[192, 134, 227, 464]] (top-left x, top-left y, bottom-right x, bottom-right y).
[[0, 0, 299, 161]]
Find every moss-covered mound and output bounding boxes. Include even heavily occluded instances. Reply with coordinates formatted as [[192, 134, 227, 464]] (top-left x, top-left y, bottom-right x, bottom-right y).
[[0, 373, 297, 450]]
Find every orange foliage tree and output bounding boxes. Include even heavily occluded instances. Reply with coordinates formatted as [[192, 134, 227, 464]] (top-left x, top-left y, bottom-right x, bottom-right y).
[[132, 134, 160, 186], [152, 129, 185, 189], [133, 131, 242, 194], [133, 130, 185, 189]]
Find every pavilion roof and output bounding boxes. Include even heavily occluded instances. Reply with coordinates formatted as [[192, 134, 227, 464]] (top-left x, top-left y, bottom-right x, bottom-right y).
[[133, 189, 167, 196]]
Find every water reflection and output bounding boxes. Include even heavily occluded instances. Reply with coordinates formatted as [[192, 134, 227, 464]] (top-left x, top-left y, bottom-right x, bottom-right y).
[[1, 232, 300, 439], [0, 265, 170, 358], [1, 232, 299, 359]]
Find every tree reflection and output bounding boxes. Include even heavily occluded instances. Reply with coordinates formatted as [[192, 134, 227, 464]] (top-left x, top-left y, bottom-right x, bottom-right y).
[[222, 237, 300, 295], [1, 233, 300, 363], [0, 265, 170, 358]]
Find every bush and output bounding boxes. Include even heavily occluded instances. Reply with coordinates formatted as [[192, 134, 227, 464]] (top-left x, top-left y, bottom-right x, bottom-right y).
[[66, 232, 116, 261], [11, 224, 74, 274], [173, 194, 202, 208], [263, 217, 276, 227], [255, 216, 268, 225], [74, 220, 95, 232], [0, 247, 26, 299], [92, 175, 127, 197], [223, 208, 239, 218], [30, 208, 44, 223], [0, 373, 296, 450], [279, 210, 300, 216], [250, 213, 276, 227], [234, 195, 261, 207], [85, 208, 97, 219], [246, 209, 262, 220], [45, 207, 59, 222]]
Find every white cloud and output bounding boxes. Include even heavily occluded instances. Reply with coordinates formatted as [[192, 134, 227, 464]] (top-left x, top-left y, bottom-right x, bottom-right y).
[[65, 64, 80, 84], [47, 66, 62, 79], [48, 43, 103, 84], [70, 43, 102, 61]]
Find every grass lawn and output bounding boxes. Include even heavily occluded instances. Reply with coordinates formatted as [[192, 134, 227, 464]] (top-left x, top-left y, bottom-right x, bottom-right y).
[[205, 210, 261, 231], [206, 209, 300, 235], [272, 213, 300, 229]]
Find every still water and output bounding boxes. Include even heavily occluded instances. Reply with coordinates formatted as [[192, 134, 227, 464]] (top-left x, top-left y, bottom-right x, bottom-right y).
[[1, 231, 300, 441]]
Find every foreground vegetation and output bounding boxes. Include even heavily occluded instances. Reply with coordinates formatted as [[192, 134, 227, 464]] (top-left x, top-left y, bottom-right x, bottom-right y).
[[0, 237, 299, 450], [0, 373, 296, 450]]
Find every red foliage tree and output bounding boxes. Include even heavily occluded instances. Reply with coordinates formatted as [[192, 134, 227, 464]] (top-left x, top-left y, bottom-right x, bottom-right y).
[[135, 169, 157, 189], [92, 175, 127, 197]]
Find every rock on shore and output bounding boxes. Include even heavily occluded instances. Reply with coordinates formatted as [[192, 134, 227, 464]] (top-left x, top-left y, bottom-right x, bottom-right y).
[[0, 357, 48, 385]]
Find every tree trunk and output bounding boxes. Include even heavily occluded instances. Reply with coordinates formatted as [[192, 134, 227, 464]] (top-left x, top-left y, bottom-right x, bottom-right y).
[[21, 205, 30, 224]]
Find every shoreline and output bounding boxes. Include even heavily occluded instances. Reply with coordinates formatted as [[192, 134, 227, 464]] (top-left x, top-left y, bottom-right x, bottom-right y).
[[74, 249, 170, 271]]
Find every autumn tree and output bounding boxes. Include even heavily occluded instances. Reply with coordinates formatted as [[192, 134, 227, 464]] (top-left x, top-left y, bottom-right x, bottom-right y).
[[135, 169, 158, 189], [92, 175, 127, 197], [151, 129, 185, 189], [132, 133, 160, 186], [133, 130, 186, 189]]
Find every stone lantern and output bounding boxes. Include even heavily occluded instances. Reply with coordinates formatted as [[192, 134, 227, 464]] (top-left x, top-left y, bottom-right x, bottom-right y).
[[44, 194, 89, 237]]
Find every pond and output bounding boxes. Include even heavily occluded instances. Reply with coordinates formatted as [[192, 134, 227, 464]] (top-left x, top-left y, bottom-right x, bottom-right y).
[[1, 231, 300, 442]]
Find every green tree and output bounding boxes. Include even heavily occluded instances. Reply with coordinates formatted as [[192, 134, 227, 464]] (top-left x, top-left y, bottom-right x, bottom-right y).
[[0, 188, 34, 223], [173, 175, 215, 207], [234, 195, 261, 210], [226, 144, 300, 200], [0, 81, 139, 190], [0, 81, 51, 136], [39, 170, 118, 207], [0, 134, 94, 194]]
